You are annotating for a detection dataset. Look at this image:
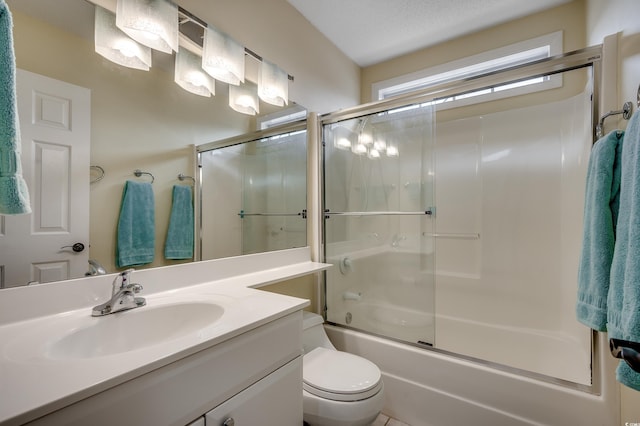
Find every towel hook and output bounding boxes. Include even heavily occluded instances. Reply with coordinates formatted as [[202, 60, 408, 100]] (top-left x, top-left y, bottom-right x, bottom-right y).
[[90, 165, 105, 184], [178, 173, 195, 183], [133, 169, 155, 183]]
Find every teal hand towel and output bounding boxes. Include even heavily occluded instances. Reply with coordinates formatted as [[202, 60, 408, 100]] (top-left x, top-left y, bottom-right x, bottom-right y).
[[164, 185, 194, 260], [576, 130, 624, 331], [116, 180, 155, 267], [609, 109, 640, 391], [0, 0, 31, 215]]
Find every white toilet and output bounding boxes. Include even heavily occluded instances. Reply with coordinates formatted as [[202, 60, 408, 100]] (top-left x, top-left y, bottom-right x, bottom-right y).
[[302, 312, 384, 426]]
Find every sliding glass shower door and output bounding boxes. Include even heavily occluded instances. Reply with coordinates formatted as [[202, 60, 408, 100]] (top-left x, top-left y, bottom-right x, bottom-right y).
[[323, 62, 594, 386], [323, 105, 436, 345], [199, 127, 307, 260]]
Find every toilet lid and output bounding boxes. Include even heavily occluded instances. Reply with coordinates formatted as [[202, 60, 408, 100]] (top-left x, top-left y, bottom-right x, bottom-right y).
[[303, 347, 382, 402]]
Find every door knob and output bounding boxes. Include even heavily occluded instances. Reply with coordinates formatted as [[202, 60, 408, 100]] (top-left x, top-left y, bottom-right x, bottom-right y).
[[61, 242, 85, 252]]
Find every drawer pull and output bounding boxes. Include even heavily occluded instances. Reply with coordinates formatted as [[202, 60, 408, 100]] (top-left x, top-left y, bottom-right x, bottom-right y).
[[222, 418, 235, 426]]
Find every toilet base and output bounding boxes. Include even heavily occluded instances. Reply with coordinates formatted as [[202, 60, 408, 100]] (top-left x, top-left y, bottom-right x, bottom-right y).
[[302, 384, 384, 426]]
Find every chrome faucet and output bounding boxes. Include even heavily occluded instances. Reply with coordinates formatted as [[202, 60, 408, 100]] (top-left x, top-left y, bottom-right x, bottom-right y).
[[91, 269, 146, 317], [85, 259, 107, 276]]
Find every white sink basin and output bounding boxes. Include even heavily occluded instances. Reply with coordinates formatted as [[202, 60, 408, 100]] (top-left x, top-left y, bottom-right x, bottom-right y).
[[48, 302, 225, 359]]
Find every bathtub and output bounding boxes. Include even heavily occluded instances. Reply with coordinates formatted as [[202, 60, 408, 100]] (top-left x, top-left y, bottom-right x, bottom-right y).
[[325, 325, 619, 426], [325, 248, 617, 425]]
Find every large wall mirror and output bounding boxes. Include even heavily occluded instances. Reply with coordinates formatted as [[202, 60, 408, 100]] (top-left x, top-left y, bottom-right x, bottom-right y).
[[0, 0, 306, 288]]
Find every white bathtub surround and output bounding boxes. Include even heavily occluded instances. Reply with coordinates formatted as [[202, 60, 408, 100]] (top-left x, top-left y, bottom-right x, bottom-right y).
[[0, 247, 330, 425], [326, 325, 620, 426]]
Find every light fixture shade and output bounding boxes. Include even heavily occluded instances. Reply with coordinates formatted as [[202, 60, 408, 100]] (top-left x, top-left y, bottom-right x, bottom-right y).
[[258, 59, 288, 106], [202, 25, 245, 86], [175, 48, 215, 97], [229, 82, 259, 115], [95, 6, 152, 71], [116, 0, 178, 54]]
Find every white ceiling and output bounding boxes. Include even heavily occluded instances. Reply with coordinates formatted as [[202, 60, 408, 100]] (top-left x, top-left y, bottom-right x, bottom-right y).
[[286, 0, 572, 67], [9, 0, 572, 69]]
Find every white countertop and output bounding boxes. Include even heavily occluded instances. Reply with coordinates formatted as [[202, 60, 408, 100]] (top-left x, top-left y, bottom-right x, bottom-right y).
[[0, 248, 330, 425]]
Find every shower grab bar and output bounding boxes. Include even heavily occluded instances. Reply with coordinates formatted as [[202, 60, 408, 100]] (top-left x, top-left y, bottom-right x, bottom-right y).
[[325, 210, 432, 217]]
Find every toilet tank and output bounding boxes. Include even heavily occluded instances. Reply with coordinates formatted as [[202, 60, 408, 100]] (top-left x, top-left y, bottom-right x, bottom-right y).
[[302, 311, 336, 353]]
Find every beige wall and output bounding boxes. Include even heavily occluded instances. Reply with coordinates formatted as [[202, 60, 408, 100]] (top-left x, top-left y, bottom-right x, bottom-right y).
[[360, 0, 586, 104], [585, 0, 640, 420]]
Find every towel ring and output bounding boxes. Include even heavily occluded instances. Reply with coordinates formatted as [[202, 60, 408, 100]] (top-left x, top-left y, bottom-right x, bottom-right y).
[[178, 173, 195, 183], [90, 165, 105, 184], [134, 169, 155, 183]]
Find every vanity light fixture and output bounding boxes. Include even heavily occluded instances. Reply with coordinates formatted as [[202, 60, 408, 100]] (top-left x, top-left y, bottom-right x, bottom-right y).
[[202, 25, 245, 86], [116, 0, 179, 54], [175, 48, 215, 97], [258, 59, 288, 106], [229, 82, 259, 115], [94, 6, 152, 71]]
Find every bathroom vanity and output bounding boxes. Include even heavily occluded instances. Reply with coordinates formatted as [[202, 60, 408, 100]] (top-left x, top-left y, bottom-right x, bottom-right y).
[[0, 248, 328, 426]]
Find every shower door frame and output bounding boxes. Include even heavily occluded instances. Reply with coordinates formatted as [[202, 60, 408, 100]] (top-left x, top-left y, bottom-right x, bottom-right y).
[[317, 45, 603, 392]]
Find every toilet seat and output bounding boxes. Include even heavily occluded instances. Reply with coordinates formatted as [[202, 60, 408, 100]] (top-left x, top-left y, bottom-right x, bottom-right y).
[[303, 347, 383, 402]]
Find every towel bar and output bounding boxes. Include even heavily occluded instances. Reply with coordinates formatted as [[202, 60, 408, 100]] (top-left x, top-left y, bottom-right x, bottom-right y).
[[596, 101, 633, 138]]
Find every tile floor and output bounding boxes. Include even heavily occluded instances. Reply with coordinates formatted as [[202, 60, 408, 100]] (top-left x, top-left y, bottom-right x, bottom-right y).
[[373, 413, 411, 426]]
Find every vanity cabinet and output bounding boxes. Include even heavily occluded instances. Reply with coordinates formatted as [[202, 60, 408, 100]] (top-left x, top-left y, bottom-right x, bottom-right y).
[[25, 312, 303, 426], [202, 356, 301, 426]]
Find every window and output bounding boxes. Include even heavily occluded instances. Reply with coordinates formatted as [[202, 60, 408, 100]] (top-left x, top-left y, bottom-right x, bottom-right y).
[[257, 103, 307, 130], [372, 32, 563, 108]]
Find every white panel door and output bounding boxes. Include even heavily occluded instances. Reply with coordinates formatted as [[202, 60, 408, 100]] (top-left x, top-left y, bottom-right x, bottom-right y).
[[0, 70, 90, 288]]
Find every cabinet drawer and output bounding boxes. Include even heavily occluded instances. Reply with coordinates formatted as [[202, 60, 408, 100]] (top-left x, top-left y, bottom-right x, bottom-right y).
[[205, 357, 302, 426]]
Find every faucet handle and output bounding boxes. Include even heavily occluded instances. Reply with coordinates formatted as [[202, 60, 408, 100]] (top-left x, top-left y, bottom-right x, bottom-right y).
[[128, 283, 143, 293], [111, 268, 136, 295]]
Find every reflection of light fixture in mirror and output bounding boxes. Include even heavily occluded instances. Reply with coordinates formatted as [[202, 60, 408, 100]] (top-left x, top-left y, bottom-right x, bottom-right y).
[[174, 48, 214, 97], [229, 82, 259, 115], [332, 125, 353, 150], [335, 138, 352, 150], [386, 145, 399, 157], [116, 0, 179, 54], [368, 148, 381, 159], [353, 144, 367, 155], [95, 6, 152, 71], [359, 132, 373, 145], [373, 139, 386, 151], [202, 25, 245, 85], [258, 59, 288, 106]]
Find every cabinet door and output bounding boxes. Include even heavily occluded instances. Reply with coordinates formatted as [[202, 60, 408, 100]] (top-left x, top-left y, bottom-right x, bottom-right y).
[[206, 357, 302, 426]]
